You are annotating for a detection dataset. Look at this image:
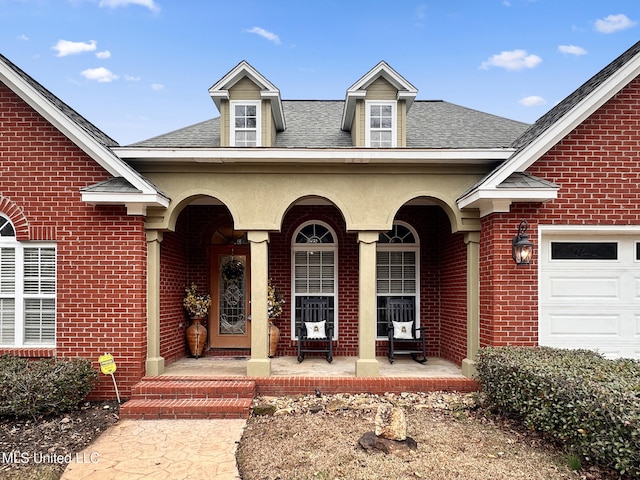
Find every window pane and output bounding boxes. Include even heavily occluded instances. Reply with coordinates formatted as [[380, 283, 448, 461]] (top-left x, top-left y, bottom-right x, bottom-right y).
[[0, 298, 15, 344], [376, 249, 417, 295], [551, 242, 617, 260], [24, 298, 55, 344], [24, 248, 55, 295], [246, 105, 256, 116], [371, 118, 381, 128], [246, 118, 256, 128], [0, 248, 15, 294], [235, 105, 245, 116], [0, 218, 15, 237]]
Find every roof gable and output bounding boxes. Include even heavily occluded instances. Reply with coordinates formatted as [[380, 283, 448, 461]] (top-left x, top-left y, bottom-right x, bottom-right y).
[[208, 60, 285, 131], [0, 54, 168, 214], [342, 61, 418, 131], [458, 40, 640, 215], [484, 40, 640, 191]]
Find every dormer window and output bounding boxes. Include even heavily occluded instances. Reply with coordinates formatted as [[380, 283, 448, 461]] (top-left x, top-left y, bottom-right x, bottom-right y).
[[366, 101, 396, 147], [342, 62, 417, 148], [231, 101, 261, 147]]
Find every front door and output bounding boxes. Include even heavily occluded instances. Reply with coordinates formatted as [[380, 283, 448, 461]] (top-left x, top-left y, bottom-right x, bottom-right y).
[[209, 246, 251, 348]]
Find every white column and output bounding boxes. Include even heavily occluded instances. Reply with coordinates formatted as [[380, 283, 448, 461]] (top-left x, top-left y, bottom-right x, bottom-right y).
[[145, 230, 165, 376], [356, 231, 380, 377], [246, 230, 271, 377], [461, 231, 480, 378]]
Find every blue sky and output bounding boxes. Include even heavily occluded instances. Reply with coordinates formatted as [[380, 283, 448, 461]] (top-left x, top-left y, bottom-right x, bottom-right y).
[[1, 0, 639, 145]]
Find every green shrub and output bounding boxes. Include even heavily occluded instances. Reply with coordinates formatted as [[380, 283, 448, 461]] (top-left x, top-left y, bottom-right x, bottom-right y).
[[0, 354, 98, 418], [475, 346, 640, 477]]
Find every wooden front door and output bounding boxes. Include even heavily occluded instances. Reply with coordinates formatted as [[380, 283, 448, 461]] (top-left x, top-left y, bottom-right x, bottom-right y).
[[209, 246, 251, 348]]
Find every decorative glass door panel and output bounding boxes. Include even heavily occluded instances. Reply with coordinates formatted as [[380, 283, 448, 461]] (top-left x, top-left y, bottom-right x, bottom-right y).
[[209, 246, 251, 348]]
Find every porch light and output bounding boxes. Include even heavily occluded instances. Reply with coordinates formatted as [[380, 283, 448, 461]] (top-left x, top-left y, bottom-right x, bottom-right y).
[[512, 220, 534, 265]]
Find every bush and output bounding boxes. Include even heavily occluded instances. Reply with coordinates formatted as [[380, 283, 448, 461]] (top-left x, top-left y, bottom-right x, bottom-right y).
[[475, 346, 640, 477], [0, 354, 98, 418]]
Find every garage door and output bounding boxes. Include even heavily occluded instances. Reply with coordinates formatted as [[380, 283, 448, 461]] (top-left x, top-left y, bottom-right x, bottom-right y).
[[540, 232, 640, 359]]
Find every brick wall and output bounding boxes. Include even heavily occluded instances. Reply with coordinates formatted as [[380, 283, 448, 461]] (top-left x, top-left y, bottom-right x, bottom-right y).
[[0, 83, 147, 400], [480, 76, 640, 348]]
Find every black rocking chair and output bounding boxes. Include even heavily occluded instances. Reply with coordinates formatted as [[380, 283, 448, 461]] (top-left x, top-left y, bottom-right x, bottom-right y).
[[297, 298, 333, 363], [387, 298, 427, 364]]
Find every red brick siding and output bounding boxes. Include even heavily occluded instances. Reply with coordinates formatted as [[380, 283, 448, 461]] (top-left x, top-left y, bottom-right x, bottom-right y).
[[481, 76, 640, 348], [0, 83, 147, 400]]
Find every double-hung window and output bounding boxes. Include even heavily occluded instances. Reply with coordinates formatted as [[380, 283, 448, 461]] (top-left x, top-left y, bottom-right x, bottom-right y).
[[0, 215, 56, 347], [376, 222, 419, 337], [366, 101, 396, 147], [291, 222, 337, 339], [231, 101, 260, 147]]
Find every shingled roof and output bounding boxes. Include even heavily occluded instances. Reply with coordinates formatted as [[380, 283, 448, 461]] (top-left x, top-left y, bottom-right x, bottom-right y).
[[0, 53, 118, 148], [511, 39, 640, 151], [130, 100, 528, 149]]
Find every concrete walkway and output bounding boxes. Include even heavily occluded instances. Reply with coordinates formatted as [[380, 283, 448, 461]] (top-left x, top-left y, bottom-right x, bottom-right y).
[[61, 418, 245, 480]]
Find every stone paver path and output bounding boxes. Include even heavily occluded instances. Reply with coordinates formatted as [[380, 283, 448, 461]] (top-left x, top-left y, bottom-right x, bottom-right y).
[[61, 419, 245, 480]]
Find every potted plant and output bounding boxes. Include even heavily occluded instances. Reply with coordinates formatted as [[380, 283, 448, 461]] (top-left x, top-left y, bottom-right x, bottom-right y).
[[183, 283, 211, 358], [267, 279, 285, 357]]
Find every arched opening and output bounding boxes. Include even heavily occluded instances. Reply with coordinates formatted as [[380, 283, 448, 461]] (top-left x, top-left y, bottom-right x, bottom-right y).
[[382, 199, 468, 365], [159, 197, 251, 363]]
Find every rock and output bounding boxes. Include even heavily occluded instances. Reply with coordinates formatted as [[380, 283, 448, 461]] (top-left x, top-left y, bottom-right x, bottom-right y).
[[358, 431, 417, 456], [252, 403, 276, 416], [374, 405, 407, 441], [326, 399, 347, 413]]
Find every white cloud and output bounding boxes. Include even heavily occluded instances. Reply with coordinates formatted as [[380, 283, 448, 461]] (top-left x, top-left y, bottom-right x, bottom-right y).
[[519, 96, 546, 107], [245, 27, 281, 45], [98, 0, 160, 12], [594, 14, 637, 34], [17, 34, 29, 41], [558, 44, 587, 56], [52, 39, 97, 57], [151, 83, 164, 91], [480, 49, 542, 71], [125, 75, 141, 81], [96, 50, 111, 59], [81, 67, 118, 82]]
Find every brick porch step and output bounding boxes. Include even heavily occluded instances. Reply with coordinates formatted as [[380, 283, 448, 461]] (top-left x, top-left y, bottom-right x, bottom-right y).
[[120, 377, 256, 420]]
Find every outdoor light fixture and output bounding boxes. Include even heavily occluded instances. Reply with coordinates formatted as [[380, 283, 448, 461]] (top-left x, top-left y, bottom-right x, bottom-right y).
[[512, 220, 534, 265]]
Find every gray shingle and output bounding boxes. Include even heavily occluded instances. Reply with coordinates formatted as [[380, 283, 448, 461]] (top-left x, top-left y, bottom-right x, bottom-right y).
[[0, 53, 119, 148], [496, 172, 557, 189], [512, 40, 640, 150], [130, 100, 528, 149]]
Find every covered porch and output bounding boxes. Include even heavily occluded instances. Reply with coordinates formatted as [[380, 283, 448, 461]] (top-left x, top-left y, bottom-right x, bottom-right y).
[[140, 161, 484, 382]]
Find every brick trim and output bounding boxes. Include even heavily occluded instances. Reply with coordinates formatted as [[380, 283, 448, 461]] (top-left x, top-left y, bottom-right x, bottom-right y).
[[0, 197, 30, 240]]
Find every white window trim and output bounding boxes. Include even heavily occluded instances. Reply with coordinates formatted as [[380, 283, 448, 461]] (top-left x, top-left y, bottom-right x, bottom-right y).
[[0, 237, 56, 348], [290, 221, 338, 340], [376, 221, 420, 340], [230, 100, 261, 147], [365, 100, 397, 148]]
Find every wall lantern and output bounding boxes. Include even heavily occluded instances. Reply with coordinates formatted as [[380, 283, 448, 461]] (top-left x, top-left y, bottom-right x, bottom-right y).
[[512, 220, 534, 265]]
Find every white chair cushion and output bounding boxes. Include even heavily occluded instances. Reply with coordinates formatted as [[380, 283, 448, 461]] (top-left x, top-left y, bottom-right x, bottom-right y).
[[393, 321, 413, 340], [305, 321, 326, 339]]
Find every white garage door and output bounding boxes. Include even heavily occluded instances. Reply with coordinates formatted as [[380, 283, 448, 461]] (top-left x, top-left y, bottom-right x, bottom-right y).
[[540, 232, 640, 359]]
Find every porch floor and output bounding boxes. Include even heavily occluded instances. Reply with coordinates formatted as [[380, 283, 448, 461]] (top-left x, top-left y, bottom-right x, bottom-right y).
[[162, 355, 466, 378]]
